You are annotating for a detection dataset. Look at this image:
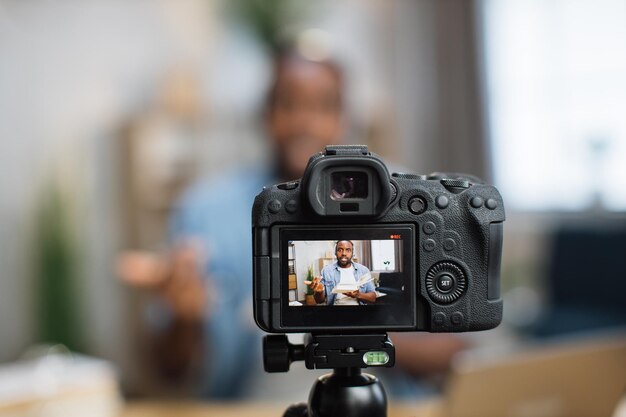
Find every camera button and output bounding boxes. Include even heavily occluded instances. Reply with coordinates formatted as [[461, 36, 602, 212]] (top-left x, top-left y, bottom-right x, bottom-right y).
[[285, 199, 297, 214], [470, 196, 483, 208], [436, 273, 455, 293], [443, 238, 456, 251], [423, 221, 436, 235], [451, 312, 464, 326], [408, 197, 426, 214], [486, 198, 498, 210], [435, 195, 449, 209], [268, 199, 282, 213], [423, 239, 436, 252], [434, 312, 446, 326]]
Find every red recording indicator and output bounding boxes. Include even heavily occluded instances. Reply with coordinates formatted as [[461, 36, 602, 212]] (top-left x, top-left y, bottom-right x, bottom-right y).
[[389, 234, 401, 239]]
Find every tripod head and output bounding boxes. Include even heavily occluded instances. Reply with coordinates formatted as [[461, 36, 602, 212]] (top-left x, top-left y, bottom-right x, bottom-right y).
[[264, 333, 395, 372], [263, 334, 395, 417]]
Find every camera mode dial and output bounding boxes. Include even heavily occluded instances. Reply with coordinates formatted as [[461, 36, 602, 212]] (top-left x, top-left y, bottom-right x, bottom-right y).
[[426, 262, 467, 304]]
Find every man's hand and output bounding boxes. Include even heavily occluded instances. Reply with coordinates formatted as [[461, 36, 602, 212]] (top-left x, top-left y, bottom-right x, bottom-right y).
[[117, 244, 207, 380], [117, 245, 207, 322], [346, 289, 376, 304], [310, 277, 324, 294], [310, 276, 325, 303], [116, 250, 168, 288]]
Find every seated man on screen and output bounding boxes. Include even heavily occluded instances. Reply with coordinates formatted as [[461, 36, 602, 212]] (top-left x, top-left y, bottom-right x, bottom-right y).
[[312, 240, 377, 305]]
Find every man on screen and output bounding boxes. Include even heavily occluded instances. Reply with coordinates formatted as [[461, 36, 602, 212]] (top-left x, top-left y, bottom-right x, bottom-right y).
[[312, 240, 377, 305]]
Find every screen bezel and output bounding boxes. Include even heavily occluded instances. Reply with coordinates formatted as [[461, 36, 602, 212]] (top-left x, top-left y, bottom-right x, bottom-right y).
[[279, 225, 416, 331]]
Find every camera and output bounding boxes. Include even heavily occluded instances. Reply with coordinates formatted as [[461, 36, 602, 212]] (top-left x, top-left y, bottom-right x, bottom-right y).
[[253, 145, 504, 334]]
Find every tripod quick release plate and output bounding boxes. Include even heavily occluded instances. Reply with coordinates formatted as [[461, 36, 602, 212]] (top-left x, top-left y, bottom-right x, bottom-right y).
[[304, 334, 395, 370], [263, 333, 395, 372]]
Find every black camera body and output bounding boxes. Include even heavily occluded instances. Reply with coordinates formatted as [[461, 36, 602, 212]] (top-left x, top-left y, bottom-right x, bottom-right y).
[[253, 145, 504, 334]]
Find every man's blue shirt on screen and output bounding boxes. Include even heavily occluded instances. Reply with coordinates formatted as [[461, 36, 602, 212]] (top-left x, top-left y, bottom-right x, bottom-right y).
[[320, 261, 375, 305]]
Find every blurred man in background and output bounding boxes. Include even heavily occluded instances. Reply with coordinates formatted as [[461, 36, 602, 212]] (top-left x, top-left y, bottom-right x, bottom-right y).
[[118, 48, 345, 398], [119, 47, 465, 399]]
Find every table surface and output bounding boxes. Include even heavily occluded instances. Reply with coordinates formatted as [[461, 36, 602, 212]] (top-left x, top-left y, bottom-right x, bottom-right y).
[[121, 400, 444, 417]]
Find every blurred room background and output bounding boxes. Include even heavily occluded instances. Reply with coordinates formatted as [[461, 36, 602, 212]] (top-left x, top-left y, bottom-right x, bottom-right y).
[[0, 0, 624, 413]]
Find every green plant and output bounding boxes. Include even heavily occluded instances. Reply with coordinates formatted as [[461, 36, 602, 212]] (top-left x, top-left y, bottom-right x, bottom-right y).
[[305, 265, 314, 295], [34, 180, 84, 352], [228, 0, 311, 53]]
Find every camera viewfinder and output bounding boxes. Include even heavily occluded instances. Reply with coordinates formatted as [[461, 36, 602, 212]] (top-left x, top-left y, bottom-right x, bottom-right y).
[[330, 171, 368, 200]]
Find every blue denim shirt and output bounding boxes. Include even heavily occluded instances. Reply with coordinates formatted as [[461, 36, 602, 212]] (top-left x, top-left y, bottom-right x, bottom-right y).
[[320, 261, 376, 305], [169, 167, 273, 398]]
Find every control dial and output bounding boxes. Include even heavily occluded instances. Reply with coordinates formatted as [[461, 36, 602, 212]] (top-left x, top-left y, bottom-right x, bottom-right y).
[[440, 178, 470, 193], [425, 262, 467, 304]]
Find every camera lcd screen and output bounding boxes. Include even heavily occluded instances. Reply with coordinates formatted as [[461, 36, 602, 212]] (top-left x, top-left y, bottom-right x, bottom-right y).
[[280, 225, 416, 330]]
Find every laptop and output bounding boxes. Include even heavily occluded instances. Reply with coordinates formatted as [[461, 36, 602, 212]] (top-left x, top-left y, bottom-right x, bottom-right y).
[[441, 333, 626, 417]]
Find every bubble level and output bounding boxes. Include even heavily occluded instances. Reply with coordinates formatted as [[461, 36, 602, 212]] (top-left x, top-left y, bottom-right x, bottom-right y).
[[362, 351, 389, 366]]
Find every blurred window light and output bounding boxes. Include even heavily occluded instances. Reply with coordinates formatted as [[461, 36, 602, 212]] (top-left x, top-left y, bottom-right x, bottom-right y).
[[371, 240, 397, 272], [480, 0, 626, 211]]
